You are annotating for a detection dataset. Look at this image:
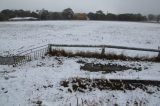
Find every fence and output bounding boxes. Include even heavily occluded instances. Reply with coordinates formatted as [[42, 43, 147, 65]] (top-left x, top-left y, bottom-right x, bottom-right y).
[[13, 45, 48, 66], [0, 45, 48, 66], [0, 44, 160, 66], [48, 44, 160, 58], [0, 56, 15, 65], [49, 44, 160, 57]]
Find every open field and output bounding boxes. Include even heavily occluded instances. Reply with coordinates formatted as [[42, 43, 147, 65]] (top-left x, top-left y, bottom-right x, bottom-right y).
[[0, 21, 160, 106], [0, 21, 160, 56]]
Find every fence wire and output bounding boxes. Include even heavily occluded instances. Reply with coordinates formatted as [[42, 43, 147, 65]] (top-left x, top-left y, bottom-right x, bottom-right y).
[[0, 45, 49, 66], [13, 46, 48, 66]]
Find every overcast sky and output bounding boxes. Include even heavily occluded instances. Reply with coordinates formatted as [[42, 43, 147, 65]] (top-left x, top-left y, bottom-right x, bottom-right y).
[[0, 0, 160, 15]]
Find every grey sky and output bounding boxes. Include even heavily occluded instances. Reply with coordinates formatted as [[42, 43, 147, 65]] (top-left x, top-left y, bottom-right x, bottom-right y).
[[0, 0, 160, 15]]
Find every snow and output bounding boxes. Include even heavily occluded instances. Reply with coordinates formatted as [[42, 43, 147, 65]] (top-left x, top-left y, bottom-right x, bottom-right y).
[[0, 21, 160, 56], [9, 17, 38, 21], [0, 21, 160, 106], [0, 57, 160, 106]]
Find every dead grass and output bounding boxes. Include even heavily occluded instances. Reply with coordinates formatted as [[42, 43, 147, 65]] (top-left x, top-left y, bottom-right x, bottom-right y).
[[80, 63, 142, 73], [48, 49, 160, 62], [60, 77, 160, 93]]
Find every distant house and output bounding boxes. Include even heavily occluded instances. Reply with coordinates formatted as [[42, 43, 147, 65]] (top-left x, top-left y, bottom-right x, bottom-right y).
[[74, 13, 88, 20], [9, 17, 38, 21]]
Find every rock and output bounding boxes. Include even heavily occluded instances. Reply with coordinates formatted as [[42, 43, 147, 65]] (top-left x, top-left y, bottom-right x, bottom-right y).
[[72, 84, 78, 91], [41, 56, 45, 59], [68, 88, 72, 93], [78, 88, 85, 93], [43, 85, 47, 89], [59, 88, 63, 91], [4, 91, 8, 93], [114, 104, 118, 106], [4, 77, 9, 80], [48, 85, 53, 88], [36, 100, 42, 105], [60, 80, 69, 87]]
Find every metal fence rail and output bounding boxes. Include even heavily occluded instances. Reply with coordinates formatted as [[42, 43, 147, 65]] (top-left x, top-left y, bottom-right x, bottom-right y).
[[16, 44, 48, 55], [49, 44, 160, 57], [49, 44, 160, 52]]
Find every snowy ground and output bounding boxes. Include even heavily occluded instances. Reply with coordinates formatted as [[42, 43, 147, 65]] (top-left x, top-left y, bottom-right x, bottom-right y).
[[0, 21, 160, 106], [0, 21, 160, 56], [0, 57, 160, 106]]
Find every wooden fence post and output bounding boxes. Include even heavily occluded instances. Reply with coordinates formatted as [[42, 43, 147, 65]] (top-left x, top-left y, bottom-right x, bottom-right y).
[[158, 46, 160, 58], [77, 97, 78, 106], [101, 47, 105, 56], [81, 98, 84, 106], [48, 44, 52, 54], [12, 56, 16, 67]]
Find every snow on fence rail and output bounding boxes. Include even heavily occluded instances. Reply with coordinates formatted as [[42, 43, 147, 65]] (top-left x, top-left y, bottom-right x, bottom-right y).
[[49, 44, 160, 57]]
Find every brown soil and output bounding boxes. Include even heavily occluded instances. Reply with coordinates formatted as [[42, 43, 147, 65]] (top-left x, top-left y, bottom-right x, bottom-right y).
[[80, 63, 142, 73], [60, 78, 160, 93]]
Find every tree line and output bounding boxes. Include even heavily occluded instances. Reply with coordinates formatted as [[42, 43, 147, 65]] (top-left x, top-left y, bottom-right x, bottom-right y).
[[88, 11, 147, 21], [0, 8, 159, 22]]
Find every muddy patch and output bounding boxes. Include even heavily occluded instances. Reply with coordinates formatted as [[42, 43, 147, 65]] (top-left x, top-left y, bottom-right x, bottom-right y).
[[60, 78, 160, 93], [80, 63, 142, 73]]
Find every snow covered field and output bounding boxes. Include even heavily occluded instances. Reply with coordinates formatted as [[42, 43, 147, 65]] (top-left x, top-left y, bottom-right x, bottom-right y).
[[0, 21, 160, 106], [0, 21, 160, 56], [0, 57, 160, 106]]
